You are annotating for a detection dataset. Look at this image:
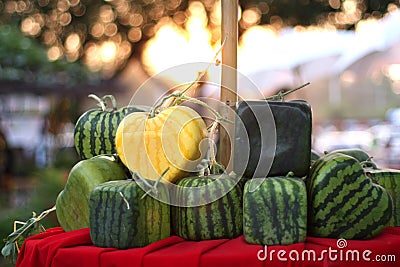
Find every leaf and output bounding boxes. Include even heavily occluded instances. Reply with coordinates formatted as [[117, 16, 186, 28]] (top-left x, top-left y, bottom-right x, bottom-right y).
[[1, 241, 18, 264], [4, 218, 36, 244], [1, 206, 56, 264], [1, 243, 12, 257]]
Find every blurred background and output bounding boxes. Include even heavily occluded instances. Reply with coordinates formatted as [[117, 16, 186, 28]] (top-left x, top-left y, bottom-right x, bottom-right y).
[[1, 0, 400, 265]]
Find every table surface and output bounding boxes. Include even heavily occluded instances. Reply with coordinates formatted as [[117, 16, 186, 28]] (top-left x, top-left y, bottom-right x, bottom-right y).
[[16, 227, 400, 267]]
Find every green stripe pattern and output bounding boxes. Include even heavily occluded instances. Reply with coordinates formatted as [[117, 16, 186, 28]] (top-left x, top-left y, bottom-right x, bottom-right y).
[[243, 177, 307, 245], [307, 153, 392, 239], [368, 168, 400, 226], [89, 179, 170, 249], [74, 106, 144, 159], [172, 176, 243, 241]]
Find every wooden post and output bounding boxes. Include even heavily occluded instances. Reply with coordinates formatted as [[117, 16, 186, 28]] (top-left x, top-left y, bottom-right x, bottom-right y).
[[219, 0, 238, 172]]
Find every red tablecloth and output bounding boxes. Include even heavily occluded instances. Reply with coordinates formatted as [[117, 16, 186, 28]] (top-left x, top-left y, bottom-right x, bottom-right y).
[[16, 227, 400, 267]]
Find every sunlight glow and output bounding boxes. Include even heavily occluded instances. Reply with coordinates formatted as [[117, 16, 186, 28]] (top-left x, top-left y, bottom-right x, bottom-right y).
[[343, 0, 357, 14], [100, 41, 117, 63], [142, 1, 217, 83], [355, 17, 378, 32], [387, 64, 400, 81], [238, 26, 277, 73], [140, 0, 399, 96]]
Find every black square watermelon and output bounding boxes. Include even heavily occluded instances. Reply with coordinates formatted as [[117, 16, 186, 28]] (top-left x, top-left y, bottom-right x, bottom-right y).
[[234, 100, 312, 178]]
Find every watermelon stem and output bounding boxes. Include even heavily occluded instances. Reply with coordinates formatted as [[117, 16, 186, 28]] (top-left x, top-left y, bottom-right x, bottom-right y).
[[209, 120, 219, 167], [88, 94, 106, 111], [196, 118, 227, 176], [176, 96, 231, 174], [180, 96, 234, 124], [286, 171, 295, 177], [130, 167, 169, 200], [361, 160, 378, 170], [119, 192, 130, 209], [149, 92, 181, 117], [102, 95, 118, 111], [265, 82, 311, 101]]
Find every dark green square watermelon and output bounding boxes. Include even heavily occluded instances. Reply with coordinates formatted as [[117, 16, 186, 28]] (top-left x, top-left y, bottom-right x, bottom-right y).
[[235, 100, 312, 178], [243, 177, 307, 245]]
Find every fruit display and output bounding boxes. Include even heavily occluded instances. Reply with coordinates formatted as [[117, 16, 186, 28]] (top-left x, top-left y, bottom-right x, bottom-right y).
[[235, 99, 312, 178], [74, 94, 146, 160], [243, 176, 307, 245], [307, 152, 392, 239], [115, 105, 207, 183], [56, 155, 128, 232], [89, 179, 170, 248], [4, 90, 397, 266], [171, 174, 243, 240], [44, 94, 398, 243]]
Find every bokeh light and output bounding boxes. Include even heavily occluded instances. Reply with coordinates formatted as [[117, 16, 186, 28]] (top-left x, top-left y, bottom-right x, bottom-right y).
[[0, 0, 398, 79]]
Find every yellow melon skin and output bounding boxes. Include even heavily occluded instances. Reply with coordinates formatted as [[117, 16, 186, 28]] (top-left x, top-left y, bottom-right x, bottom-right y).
[[115, 105, 207, 183]]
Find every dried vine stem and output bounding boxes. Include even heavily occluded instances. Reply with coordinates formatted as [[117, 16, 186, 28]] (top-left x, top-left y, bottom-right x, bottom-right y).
[[147, 35, 231, 175], [179, 95, 234, 124], [149, 35, 228, 117], [102, 95, 118, 110], [150, 91, 181, 117], [265, 82, 311, 101], [35, 205, 56, 220], [14, 206, 56, 240], [88, 94, 118, 111], [2, 205, 56, 263], [88, 94, 106, 111], [129, 167, 170, 199], [119, 192, 130, 210], [208, 120, 219, 166], [172, 35, 228, 102]]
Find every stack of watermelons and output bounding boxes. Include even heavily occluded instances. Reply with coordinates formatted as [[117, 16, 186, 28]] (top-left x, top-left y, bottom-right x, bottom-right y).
[[237, 100, 396, 245], [53, 93, 399, 251]]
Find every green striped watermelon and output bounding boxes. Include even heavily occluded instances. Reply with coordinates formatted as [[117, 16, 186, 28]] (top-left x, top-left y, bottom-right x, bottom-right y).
[[171, 175, 243, 241], [307, 152, 392, 239], [243, 177, 307, 245], [74, 94, 146, 159], [329, 148, 371, 163], [365, 166, 400, 226], [89, 179, 170, 249]]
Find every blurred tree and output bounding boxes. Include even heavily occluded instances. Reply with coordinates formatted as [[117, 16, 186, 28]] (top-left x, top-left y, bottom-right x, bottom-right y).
[[240, 0, 399, 30], [0, 25, 100, 91], [0, 0, 398, 78]]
